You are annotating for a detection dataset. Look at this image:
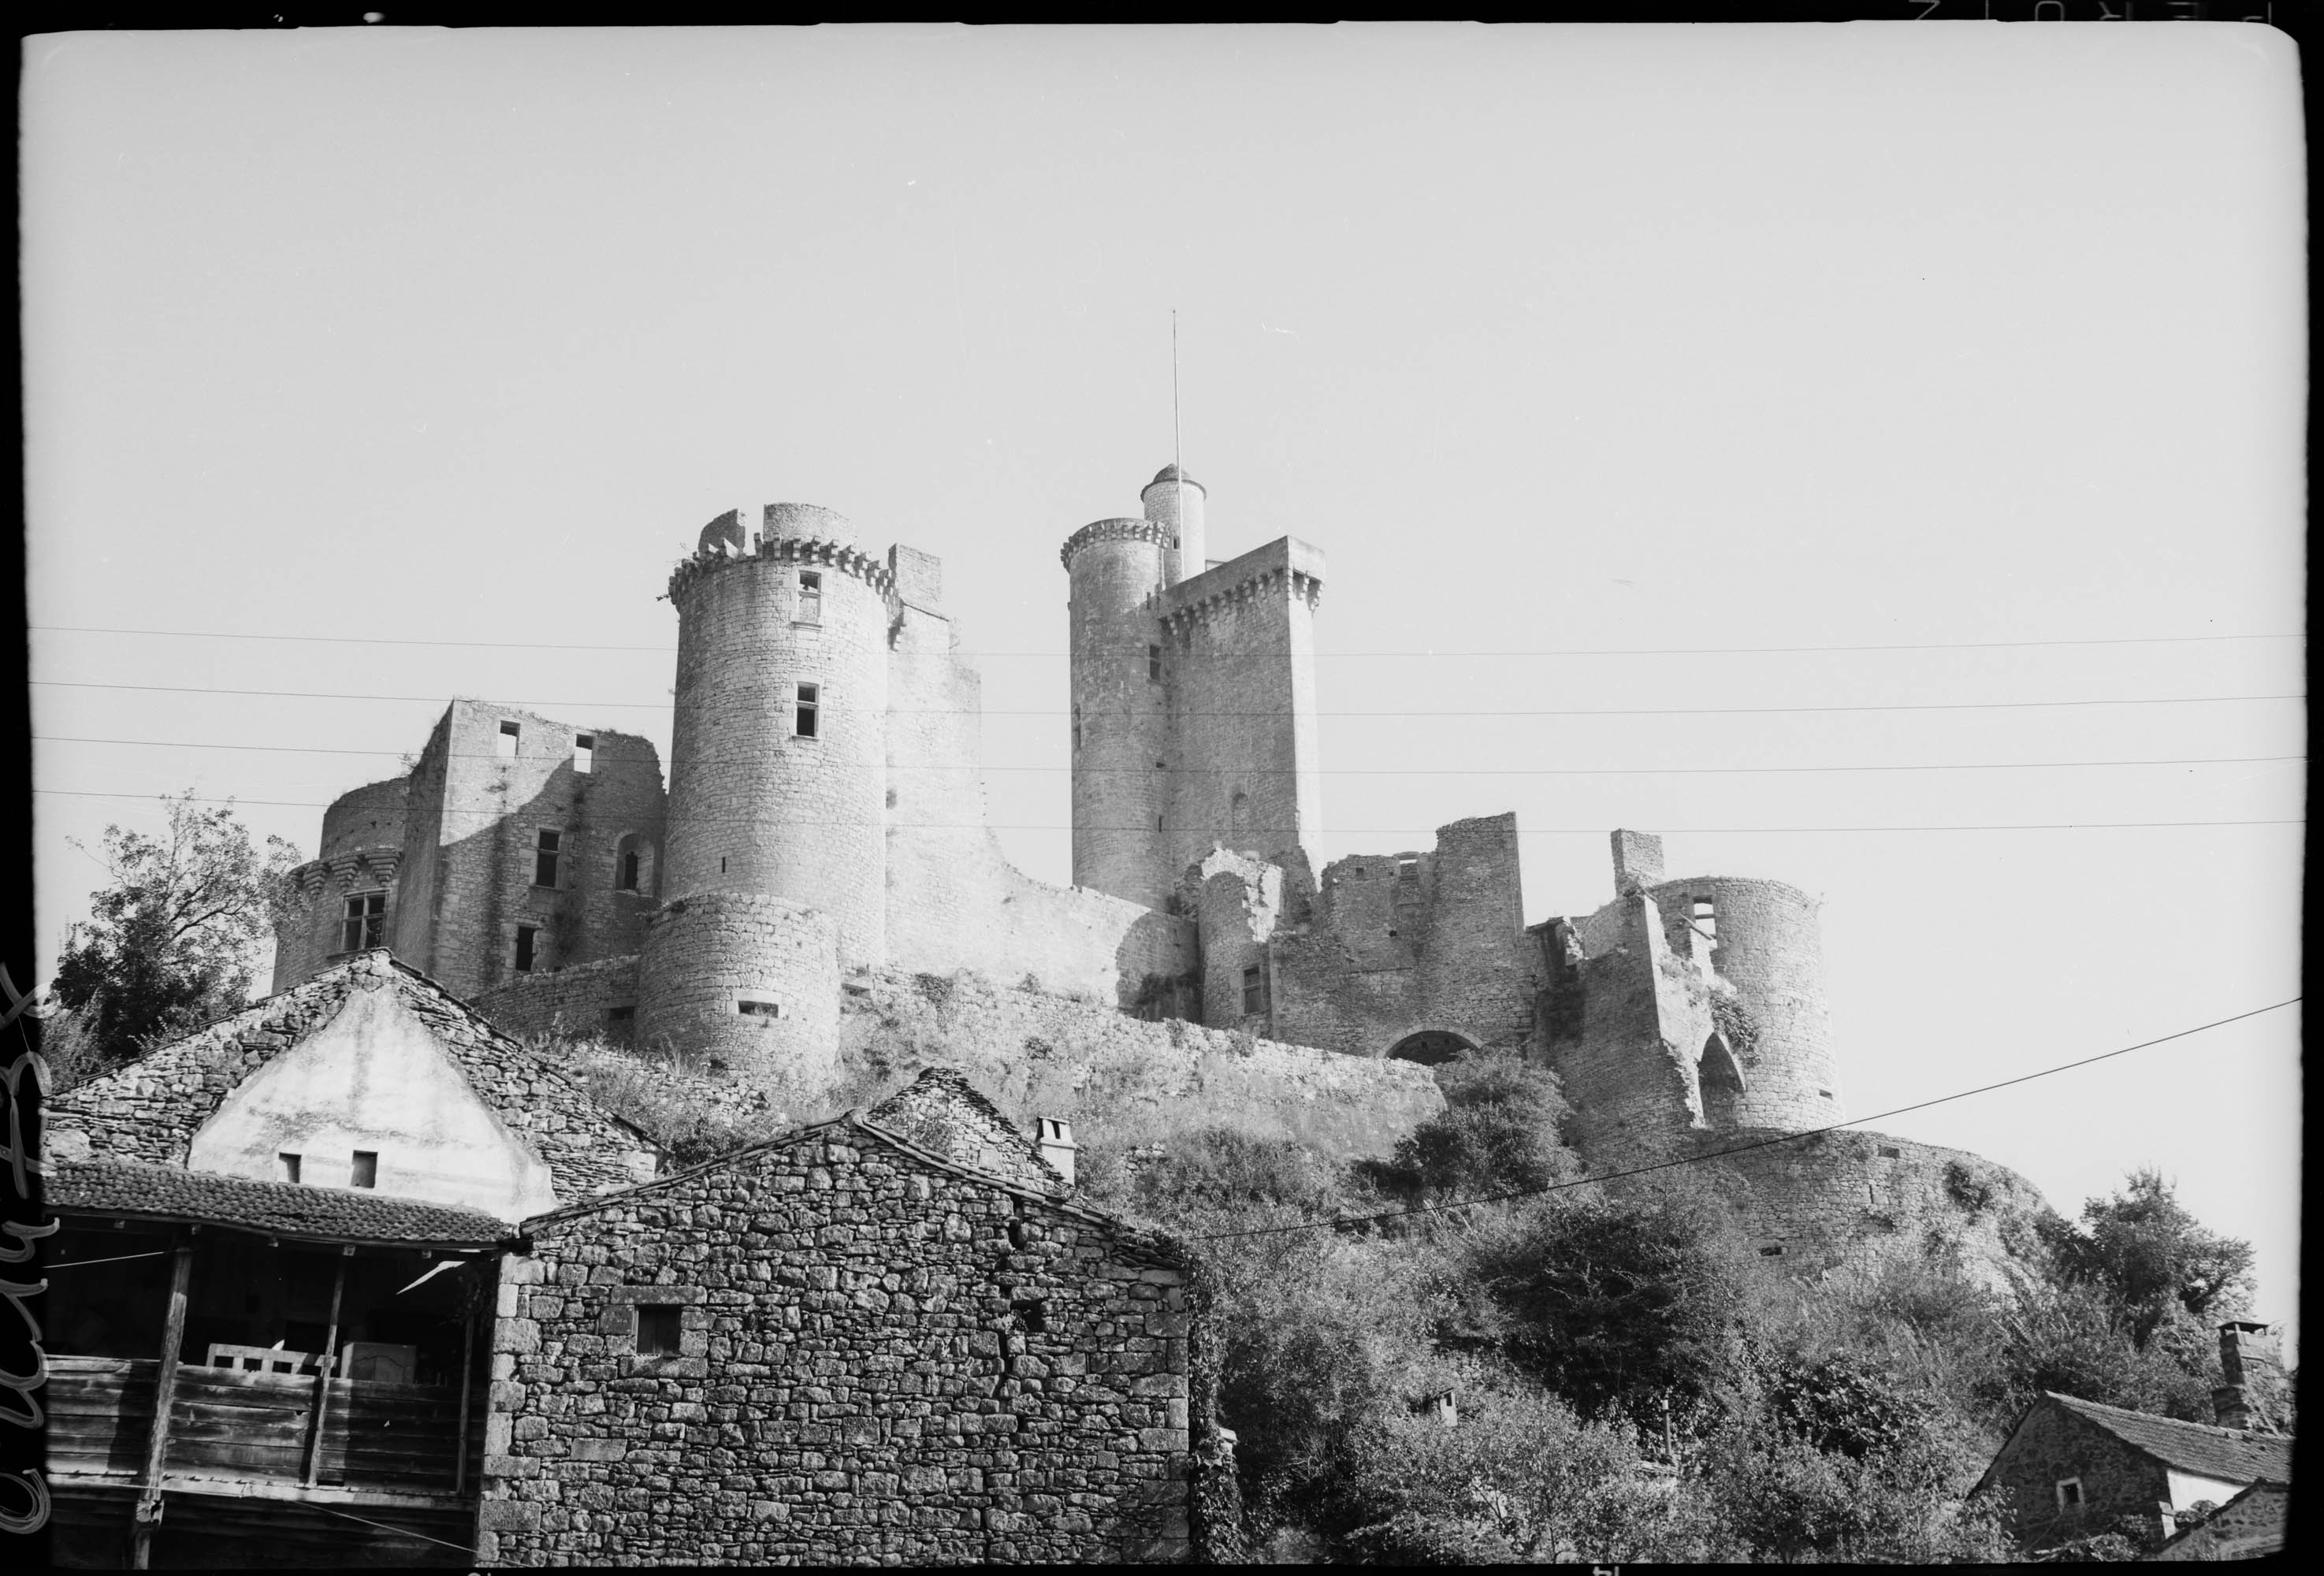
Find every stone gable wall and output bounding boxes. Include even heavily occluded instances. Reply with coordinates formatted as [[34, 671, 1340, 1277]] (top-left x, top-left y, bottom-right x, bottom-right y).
[[863, 1069, 1064, 1193], [2150, 1482, 2289, 1560], [46, 954, 658, 1202], [1979, 1400, 2173, 1552], [476, 1124, 1202, 1564]]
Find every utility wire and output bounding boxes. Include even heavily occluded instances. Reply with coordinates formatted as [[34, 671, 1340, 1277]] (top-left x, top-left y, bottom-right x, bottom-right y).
[[29, 679, 2307, 717], [24, 790, 2304, 831], [27, 736, 2307, 776], [28, 623, 2307, 658], [1194, 999, 2304, 1242]]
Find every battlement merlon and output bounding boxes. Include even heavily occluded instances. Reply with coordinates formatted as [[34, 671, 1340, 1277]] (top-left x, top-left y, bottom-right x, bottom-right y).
[[1158, 536, 1326, 624]]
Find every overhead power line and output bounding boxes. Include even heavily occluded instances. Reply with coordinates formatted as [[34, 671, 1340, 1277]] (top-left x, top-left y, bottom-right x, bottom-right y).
[[26, 735, 2307, 776], [26, 790, 2303, 832], [29, 679, 2307, 718], [1194, 998, 2305, 1242], [28, 623, 2307, 658]]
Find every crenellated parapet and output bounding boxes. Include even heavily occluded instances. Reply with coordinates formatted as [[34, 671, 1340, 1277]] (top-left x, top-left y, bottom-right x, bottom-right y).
[[669, 511, 899, 608], [1060, 515, 1173, 572]]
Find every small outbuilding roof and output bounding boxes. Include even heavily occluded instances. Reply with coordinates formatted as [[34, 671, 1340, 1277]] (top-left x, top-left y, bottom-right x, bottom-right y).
[[48, 1157, 513, 1250], [1978, 1392, 2297, 1496]]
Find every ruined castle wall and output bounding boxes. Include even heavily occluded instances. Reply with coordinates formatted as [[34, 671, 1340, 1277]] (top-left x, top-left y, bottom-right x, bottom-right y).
[[469, 955, 642, 1050], [1545, 892, 1712, 1163], [1649, 875, 1840, 1129], [476, 1124, 1200, 1564], [1194, 850, 1281, 1031], [1689, 1126, 2050, 1293], [663, 518, 892, 965], [1159, 537, 1325, 882], [1063, 520, 1172, 909], [883, 595, 1196, 1010], [838, 968, 1445, 1165], [634, 891, 841, 1097], [270, 777, 411, 992], [387, 701, 665, 998], [1265, 816, 1538, 1060]]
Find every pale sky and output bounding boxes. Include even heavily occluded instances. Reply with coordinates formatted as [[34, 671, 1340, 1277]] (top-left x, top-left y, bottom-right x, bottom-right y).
[[23, 24, 2304, 1355]]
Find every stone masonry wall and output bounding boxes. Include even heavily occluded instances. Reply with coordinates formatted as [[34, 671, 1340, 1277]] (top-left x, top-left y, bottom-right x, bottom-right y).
[[271, 776, 410, 992], [836, 966, 1446, 1166], [476, 1119, 1202, 1564], [634, 892, 842, 1098], [1159, 537, 1326, 885], [883, 594, 1198, 1009], [470, 955, 643, 1050], [1689, 1125, 2051, 1293], [1647, 874, 1840, 1130], [44, 953, 660, 1203], [1980, 1400, 2173, 1552]]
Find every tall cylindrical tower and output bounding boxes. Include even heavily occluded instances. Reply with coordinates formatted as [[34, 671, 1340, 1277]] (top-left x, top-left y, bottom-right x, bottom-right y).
[[660, 502, 893, 965], [1142, 464, 1207, 585], [1062, 515, 1171, 909], [1648, 875, 1840, 1131]]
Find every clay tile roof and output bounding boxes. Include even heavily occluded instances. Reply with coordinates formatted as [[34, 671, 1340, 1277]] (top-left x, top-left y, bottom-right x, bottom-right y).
[[2043, 1393, 2296, 1484], [47, 1158, 515, 1248]]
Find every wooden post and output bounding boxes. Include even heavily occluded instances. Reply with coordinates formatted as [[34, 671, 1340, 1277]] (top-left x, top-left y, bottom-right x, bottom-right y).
[[131, 1241, 195, 1571], [302, 1247, 351, 1487], [452, 1278, 477, 1496]]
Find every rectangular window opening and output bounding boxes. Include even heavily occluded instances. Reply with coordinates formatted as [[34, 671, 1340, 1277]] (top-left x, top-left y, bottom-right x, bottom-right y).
[[738, 998, 783, 1018], [1397, 858, 1419, 885], [1878, 1145, 1901, 1159], [795, 682, 820, 738], [534, 828, 562, 888], [496, 719, 521, 759], [278, 1152, 302, 1185], [2056, 1478, 2083, 1508], [1759, 1244, 1784, 1257], [637, 1305, 682, 1356], [574, 734, 594, 775], [514, 925, 537, 974], [619, 849, 641, 891], [797, 571, 823, 625], [1819, 1089, 1835, 1099], [340, 891, 386, 951], [1241, 967, 1266, 1016], [1147, 644, 1162, 682], [607, 1005, 635, 1024], [351, 1150, 378, 1189]]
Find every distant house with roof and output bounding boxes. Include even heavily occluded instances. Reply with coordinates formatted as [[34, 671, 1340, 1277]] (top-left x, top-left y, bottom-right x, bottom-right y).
[[2146, 1480, 2291, 1561], [1973, 1325, 2296, 1557], [39, 952, 1223, 1567]]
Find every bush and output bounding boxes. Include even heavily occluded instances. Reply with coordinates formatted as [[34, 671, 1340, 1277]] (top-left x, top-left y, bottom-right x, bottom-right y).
[[1368, 1050, 1578, 1200]]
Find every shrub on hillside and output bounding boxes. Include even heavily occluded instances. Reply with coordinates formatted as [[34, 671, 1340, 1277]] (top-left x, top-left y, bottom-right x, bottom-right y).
[[1367, 1050, 1578, 1200]]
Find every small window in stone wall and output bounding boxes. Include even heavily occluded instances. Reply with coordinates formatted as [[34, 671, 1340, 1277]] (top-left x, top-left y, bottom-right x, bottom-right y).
[[497, 719, 521, 759], [796, 682, 820, 738], [797, 571, 823, 625], [574, 733, 594, 775], [738, 997, 783, 1019], [1147, 644, 1162, 682], [608, 1005, 635, 1026], [278, 1152, 301, 1184], [514, 925, 538, 974], [1011, 1298, 1048, 1333], [1397, 858, 1419, 886], [1692, 897, 1717, 942], [340, 891, 386, 951], [619, 849, 641, 890], [637, 1305, 682, 1356], [351, 1150, 377, 1189], [1242, 968, 1266, 1015], [1760, 1244, 1784, 1258], [534, 828, 562, 888], [2056, 1478, 2084, 1509], [1819, 1089, 1834, 1099]]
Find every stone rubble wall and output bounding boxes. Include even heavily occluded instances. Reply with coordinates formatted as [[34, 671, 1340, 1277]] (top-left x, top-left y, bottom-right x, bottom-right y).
[[836, 965, 1446, 1165], [1976, 1399, 2175, 1553], [470, 955, 642, 1049], [634, 894, 842, 1097], [476, 1122, 1202, 1565]]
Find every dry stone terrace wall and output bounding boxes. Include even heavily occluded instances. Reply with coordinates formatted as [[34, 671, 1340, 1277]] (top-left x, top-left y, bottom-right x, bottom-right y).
[[45, 953, 660, 1203], [836, 966, 1445, 1163], [477, 1121, 1205, 1565]]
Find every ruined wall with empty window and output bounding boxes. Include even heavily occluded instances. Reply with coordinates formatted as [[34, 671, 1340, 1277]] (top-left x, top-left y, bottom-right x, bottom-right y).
[[1244, 815, 1540, 1061], [271, 703, 666, 1000]]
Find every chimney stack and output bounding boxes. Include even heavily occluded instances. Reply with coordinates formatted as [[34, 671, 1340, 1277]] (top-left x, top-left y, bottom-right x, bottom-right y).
[[1035, 1117, 1078, 1186], [2212, 1321, 2288, 1433]]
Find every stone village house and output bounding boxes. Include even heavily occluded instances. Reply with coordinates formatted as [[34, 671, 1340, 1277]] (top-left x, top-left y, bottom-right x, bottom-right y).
[[39, 951, 1225, 1566], [1971, 1321, 2296, 1559]]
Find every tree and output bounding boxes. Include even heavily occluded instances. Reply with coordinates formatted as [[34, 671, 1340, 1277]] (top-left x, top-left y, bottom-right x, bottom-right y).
[[2040, 1166, 2256, 1347], [51, 791, 300, 1077]]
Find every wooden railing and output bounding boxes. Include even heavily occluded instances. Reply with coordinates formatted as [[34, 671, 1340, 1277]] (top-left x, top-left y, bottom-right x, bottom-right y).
[[46, 1355, 473, 1496]]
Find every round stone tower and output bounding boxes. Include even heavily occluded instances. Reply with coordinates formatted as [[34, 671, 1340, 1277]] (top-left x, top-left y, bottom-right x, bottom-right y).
[[656, 502, 894, 965], [1141, 463, 1207, 585], [1649, 874, 1841, 1130], [1062, 505, 1173, 909], [272, 775, 408, 991]]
